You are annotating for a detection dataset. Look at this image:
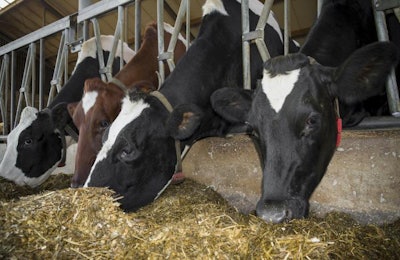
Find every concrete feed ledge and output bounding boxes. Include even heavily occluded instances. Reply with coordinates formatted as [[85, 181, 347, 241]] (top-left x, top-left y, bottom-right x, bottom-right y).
[[183, 130, 400, 225]]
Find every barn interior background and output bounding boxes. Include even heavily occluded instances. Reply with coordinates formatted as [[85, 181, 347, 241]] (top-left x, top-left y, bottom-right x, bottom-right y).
[[0, 0, 399, 258]]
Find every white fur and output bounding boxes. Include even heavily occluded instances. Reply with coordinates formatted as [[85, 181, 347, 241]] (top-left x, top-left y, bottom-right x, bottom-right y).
[[262, 69, 300, 113], [0, 106, 59, 187], [82, 91, 98, 115], [202, 0, 228, 16], [84, 97, 149, 187], [73, 35, 136, 73], [163, 22, 188, 48]]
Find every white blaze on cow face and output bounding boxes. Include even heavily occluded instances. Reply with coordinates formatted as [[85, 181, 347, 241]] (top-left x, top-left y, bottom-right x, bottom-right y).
[[0, 107, 52, 187], [82, 91, 98, 115], [84, 96, 149, 187], [202, 0, 228, 16], [262, 69, 300, 113]]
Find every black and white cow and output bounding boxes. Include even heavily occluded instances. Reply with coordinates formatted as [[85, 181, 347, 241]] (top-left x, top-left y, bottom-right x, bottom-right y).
[[209, 0, 400, 223], [0, 36, 135, 187], [300, 0, 400, 126], [84, 0, 299, 211], [211, 44, 398, 223]]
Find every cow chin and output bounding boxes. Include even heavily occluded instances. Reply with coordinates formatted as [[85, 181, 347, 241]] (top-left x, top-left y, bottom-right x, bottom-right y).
[[87, 159, 174, 212], [256, 198, 309, 223]]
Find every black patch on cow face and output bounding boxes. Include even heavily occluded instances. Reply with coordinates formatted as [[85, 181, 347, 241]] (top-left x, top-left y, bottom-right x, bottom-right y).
[[15, 114, 62, 178], [88, 94, 176, 212]]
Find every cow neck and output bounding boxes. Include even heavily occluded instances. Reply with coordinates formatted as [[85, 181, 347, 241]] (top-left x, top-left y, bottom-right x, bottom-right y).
[[149, 90, 183, 174], [109, 77, 128, 95]]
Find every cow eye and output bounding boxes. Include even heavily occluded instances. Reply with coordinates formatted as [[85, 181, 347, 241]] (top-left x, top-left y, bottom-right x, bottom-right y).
[[99, 120, 110, 129], [118, 147, 139, 163], [306, 117, 317, 126], [24, 138, 33, 146], [301, 113, 320, 137]]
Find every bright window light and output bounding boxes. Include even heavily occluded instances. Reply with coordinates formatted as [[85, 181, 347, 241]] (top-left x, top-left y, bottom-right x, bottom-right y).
[[0, 0, 16, 10]]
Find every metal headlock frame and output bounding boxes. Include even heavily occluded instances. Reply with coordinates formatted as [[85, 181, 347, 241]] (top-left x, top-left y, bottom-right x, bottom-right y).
[[372, 0, 400, 117], [157, 0, 191, 85], [241, 0, 292, 89], [0, 0, 399, 142]]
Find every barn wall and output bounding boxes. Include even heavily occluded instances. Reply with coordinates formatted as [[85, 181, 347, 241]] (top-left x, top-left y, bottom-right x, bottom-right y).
[[182, 129, 400, 225]]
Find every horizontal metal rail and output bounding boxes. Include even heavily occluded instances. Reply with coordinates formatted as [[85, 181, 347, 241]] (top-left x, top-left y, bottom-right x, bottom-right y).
[[77, 0, 134, 23], [0, 16, 71, 56]]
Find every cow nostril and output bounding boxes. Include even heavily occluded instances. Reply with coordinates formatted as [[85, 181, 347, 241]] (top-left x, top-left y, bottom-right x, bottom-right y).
[[71, 179, 84, 188]]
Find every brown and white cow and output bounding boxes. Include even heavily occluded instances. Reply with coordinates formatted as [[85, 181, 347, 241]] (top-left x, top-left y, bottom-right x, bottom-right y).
[[67, 22, 187, 187]]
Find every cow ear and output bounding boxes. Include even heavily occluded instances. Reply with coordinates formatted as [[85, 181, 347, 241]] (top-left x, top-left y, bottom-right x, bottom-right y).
[[51, 102, 71, 131], [20, 106, 39, 122], [167, 104, 203, 140], [211, 87, 253, 123], [67, 102, 78, 118], [330, 42, 399, 104]]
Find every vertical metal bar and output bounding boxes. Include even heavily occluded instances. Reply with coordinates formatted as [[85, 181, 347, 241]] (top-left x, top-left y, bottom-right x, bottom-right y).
[[242, 0, 251, 90], [21, 44, 33, 108], [82, 20, 89, 41], [64, 29, 69, 85], [118, 5, 125, 71], [104, 13, 122, 81], [186, 0, 190, 49], [135, 0, 142, 52], [0, 56, 7, 131], [317, 0, 323, 17], [31, 42, 36, 107], [372, 0, 400, 116], [10, 51, 15, 129], [39, 38, 44, 110], [157, 0, 165, 84], [166, 0, 187, 72], [4, 54, 9, 134], [284, 0, 291, 55], [79, 0, 92, 41], [48, 32, 66, 105], [92, 18, 107, 82]]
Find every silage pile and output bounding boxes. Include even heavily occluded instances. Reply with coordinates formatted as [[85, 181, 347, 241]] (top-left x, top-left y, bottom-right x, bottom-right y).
[[0, 175, 399, 259]]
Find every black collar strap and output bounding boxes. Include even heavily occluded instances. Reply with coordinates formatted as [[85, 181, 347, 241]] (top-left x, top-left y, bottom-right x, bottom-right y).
[[150, 91, 183, 174]]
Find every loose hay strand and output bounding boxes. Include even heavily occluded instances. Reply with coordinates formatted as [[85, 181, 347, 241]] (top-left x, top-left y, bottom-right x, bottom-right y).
[[0, 174, 400, 259]]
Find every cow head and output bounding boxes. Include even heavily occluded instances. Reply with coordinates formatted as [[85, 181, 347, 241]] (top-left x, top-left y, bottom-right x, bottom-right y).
[[68, 78, 156, 188], [211, 42, 399, 223], [0, 103, 70, 187], [84, 91, 202, 211]]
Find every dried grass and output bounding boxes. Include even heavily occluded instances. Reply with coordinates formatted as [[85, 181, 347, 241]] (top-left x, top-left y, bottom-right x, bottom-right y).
[[0, 175, 399, 259]]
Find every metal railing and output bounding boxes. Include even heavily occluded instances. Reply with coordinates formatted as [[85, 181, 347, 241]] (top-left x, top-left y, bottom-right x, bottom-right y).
[[0, 0, 399, 142]]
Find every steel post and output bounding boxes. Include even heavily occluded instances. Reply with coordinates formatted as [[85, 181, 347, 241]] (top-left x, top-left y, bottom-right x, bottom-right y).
[[372, 0, 400, 117], [135, 0, 142, 52], [157, 0, 165, 84]]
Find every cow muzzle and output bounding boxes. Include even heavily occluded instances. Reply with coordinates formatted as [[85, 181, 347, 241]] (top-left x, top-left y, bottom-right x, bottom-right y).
[[256, 198, 309, 223]]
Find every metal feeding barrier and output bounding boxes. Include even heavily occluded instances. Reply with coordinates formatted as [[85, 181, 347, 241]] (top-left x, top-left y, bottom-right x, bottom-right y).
[[0, 0, 399, 143]]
